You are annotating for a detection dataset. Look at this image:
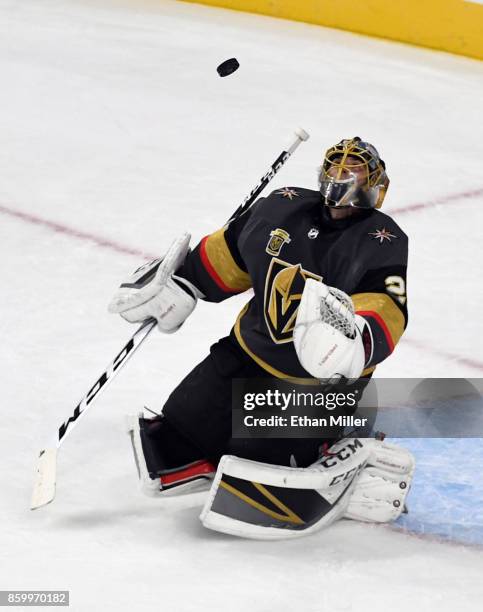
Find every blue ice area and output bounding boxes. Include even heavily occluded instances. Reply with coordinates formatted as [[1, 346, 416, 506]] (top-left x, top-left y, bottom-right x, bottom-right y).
[[391, 438, 483, 546]]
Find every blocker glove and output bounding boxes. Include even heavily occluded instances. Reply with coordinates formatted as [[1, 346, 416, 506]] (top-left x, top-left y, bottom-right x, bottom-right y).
[[108, 232, 202, 333]]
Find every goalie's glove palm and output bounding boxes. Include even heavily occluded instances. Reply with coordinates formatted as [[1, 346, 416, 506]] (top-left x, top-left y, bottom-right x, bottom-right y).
[[108, 233, 201, 333], [293, 279, 366, 379]]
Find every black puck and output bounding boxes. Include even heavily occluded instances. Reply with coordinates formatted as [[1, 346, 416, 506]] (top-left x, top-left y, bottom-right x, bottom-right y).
[[217, 58, 239, 77]]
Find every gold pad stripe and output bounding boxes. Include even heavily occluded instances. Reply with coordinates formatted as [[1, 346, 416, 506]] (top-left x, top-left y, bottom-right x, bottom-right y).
[[220, 480, 305, 525]]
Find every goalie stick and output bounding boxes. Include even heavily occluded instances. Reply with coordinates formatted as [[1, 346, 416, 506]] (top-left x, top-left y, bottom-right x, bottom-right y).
[[30, 127, 310, 510], [226, 127, 309, 224], [30, 318, 156, 510]]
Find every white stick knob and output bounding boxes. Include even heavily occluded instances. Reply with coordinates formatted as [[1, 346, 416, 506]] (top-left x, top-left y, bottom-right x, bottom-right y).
[[295, 127, 310, 141]]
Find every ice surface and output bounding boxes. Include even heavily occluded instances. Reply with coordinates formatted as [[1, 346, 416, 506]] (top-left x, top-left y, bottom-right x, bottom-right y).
[[393, 439, 483, 546], [1, 0, 483, 610]]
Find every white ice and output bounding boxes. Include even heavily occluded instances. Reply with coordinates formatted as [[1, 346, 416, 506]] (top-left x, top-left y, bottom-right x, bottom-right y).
[[1, 1, 483, 610]]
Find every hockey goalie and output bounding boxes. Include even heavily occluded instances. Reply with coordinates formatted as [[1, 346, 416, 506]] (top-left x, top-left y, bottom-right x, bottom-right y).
[[109, 137, 415, 539]]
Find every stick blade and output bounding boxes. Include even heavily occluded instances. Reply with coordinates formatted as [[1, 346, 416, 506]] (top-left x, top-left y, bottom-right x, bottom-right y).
[[31, 448, 58, 510]]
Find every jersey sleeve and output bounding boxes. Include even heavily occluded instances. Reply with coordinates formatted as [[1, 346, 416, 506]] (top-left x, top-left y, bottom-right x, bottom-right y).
[[351, 237, 408, 371], [176, 210, 253, 303]]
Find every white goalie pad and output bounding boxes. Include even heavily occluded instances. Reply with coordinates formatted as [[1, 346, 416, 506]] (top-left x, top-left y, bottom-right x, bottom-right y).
[[125, 413, 160, 496], [344, 440, 415, 523], [200, 438, 415, 539], [125, 414, 215, 498], [109, 233, 192, 312], [293, 278, 366, 379], [109, 233, 201, 333], [200, 438, 372, 540]]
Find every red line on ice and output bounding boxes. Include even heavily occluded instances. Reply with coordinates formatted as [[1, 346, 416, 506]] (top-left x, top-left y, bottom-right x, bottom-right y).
[[389, 186, 483, 215], [0, 203, 158, 260], [387, 186, 483, 373], [403, 338, 483, 373], [2, 186, 481, 258], [2, 185, 483, 371]]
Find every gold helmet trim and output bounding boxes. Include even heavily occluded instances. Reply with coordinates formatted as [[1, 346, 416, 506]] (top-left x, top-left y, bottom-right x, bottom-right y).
[[321, 137, 389, 209]]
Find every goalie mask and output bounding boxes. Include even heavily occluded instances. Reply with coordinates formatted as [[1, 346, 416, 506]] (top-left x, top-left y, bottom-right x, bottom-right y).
[[319, 137, 389, 209]]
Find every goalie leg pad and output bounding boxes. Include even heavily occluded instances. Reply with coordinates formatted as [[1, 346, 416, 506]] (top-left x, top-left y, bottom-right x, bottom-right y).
[[125, 414, 215, 497], [344, 440, 415, 523], [200, 438, 415, 539], [200, 438, 372, 540]]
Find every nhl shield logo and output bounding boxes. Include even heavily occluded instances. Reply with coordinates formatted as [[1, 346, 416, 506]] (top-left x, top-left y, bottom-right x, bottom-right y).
[[266, 228, 291, 257]]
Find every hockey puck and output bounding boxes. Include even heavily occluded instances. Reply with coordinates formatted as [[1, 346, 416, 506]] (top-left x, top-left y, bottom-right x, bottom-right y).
[[217, 58, 239, 77]]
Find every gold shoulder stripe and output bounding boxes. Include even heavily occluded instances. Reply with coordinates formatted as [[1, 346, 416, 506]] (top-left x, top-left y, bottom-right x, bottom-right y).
[[201, 228, 251, 292]]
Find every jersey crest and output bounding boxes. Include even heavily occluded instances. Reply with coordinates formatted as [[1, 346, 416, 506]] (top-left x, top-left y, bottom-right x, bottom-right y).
[[263, 258, 321, 344], [265, 228, 291, 257]]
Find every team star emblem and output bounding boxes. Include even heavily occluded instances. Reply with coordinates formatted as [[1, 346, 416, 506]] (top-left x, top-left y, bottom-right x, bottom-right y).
[[276, 187, 299, 200], [368, 227, 398, 243]]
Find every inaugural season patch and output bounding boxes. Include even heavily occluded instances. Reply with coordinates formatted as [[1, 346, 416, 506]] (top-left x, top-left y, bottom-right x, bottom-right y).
[[264, 258, 321, 344], [266, 228, 291, 257]]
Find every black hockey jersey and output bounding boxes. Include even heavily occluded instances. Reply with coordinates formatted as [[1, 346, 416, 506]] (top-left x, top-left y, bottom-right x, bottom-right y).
[[178, 187, 408, 379]]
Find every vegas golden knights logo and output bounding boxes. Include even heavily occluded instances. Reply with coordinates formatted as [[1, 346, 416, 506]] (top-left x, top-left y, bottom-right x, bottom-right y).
[[266, 228, 291, 257], [264, 258, 321, 344]]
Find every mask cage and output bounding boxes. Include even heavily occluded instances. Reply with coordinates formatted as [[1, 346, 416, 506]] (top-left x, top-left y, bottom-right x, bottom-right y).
[[320, 138, 389, 209]]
